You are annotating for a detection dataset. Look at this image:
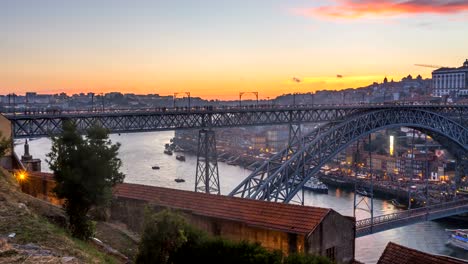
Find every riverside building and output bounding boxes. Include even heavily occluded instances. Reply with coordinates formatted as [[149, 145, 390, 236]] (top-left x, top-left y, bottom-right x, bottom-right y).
[[432, 59, 468, 97]]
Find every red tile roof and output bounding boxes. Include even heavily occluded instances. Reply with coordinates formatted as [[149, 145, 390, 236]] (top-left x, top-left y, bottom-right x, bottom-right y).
[[378, 242, 467, 264], [114, 183, 332, 235], [28, 171, 55, 182]]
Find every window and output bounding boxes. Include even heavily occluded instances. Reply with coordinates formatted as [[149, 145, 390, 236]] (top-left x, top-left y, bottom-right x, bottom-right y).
[[326, 246, 336, 262]]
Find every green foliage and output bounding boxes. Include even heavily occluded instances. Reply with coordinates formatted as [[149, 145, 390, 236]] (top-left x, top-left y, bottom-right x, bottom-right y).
[[136, 209, 333, 264], [284, 253, 333, 264], [47, 120, 125, 240], [0, 131, 11, 159], [135, 209, 190, 264]]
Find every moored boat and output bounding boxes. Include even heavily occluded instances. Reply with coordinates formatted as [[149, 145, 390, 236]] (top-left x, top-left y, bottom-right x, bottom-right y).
[[176, 155, 186, 161], [447, 229, 468, 250], [356, 189, 371, 197], [391, 199, 406, 209], [164, 149, 173, 155], [152, 165, 160, 170], [303, 178, 328, 194]]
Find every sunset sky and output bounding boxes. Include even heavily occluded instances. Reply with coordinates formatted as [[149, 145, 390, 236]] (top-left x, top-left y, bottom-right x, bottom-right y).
[[2, 0, 468, 99]]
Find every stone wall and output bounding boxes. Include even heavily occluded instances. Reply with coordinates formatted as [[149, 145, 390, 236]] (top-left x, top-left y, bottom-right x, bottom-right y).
[[306, 211, 355, 264], [19, 174, 62, 206]]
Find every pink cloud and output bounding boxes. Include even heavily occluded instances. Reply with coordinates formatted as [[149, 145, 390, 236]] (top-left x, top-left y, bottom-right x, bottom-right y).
[[297, 0, 468, 19]]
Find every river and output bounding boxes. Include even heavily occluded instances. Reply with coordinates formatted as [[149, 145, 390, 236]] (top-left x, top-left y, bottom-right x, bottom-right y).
[[14, 131, 468, 263]]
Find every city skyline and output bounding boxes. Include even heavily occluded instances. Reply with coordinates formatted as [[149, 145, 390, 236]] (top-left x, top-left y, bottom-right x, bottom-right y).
[[2, 0, 468, 99]]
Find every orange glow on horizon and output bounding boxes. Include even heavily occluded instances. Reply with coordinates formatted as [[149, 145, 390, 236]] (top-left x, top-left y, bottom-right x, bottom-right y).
[[1, 73, 428, 100]]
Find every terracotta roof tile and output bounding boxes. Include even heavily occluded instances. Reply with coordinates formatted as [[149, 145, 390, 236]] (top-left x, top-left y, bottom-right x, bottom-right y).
[[114, 183, 332, 235], [28, 171, 55, 182], [378, 242, 467, 264]]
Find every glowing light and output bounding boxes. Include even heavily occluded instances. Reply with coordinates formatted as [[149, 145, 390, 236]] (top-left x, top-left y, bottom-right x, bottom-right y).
[[15, 170, 28, 182], [389, 135, 394, 156]]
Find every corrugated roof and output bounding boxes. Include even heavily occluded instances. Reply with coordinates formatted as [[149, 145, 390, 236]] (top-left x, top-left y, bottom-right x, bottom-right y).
[[378, 242, 467, 264], [114, 183, 331, 235]]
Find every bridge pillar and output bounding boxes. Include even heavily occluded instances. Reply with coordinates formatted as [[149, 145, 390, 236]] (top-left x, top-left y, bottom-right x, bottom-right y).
[[353, 136, 374, 230], [195, 129, 220, 195], [288, 123, 302, 150], [289, 123, 305, 205]]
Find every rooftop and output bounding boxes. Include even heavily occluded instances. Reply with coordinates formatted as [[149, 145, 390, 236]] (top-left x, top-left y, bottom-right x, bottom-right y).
[[114, 182, 332, 235], [378, 242, 468, 264]]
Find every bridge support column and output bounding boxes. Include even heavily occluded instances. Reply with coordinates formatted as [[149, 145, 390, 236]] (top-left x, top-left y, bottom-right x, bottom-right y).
[[288, 123, 302, 150], [289, 123, 305, 205], [195, 129, 220, 194], [353, 135, 374, 231]]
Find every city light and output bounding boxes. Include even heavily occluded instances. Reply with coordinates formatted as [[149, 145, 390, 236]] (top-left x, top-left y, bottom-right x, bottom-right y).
[[389, 135, 394, 156], [15, 170, 28, 182]]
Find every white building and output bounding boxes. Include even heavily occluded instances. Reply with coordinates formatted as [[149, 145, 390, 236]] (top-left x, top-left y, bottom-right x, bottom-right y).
[[432, 59, 468, 97]]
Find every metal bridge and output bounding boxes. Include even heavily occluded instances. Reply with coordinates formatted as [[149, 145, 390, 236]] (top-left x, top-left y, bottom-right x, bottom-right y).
[[356, 199, 468, 237], [5, 104, 467, 138], [4, 103, 468, 235]]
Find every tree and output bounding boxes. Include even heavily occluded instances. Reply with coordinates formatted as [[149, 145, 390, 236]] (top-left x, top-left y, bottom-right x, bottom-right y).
[[136, 209, 190, 264], [0, 131, 11, 159], [47, 121, 125, 239], [137, 209, 333, 264]]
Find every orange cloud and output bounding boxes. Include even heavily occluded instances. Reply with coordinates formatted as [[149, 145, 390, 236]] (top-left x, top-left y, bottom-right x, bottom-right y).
[[297, 0, 468, 19]]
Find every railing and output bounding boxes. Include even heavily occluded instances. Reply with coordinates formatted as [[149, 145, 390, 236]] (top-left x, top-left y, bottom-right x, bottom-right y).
[[356, 199, 468, 235], [3, 102, 467, 118]]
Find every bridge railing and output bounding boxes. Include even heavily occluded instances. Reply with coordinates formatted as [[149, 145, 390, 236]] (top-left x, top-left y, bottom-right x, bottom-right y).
[[3, 102, 466, 117], [356, 198, 468, 229]]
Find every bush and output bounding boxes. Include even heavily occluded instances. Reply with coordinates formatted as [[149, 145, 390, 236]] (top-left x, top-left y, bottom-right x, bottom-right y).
[[136, 209, 333, 264]]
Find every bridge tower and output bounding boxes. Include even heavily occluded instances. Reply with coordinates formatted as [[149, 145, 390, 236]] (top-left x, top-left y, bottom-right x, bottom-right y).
[[195, 129, 220, 194]]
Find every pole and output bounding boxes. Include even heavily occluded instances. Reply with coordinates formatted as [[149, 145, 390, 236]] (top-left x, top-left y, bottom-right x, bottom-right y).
[[409, 129, 415, 209], [101, 93, 105, 112], [369, 134, 374, 232]]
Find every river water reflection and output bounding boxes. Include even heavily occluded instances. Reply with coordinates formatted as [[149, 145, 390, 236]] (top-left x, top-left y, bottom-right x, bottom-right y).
[[15, 131, 468, 263]]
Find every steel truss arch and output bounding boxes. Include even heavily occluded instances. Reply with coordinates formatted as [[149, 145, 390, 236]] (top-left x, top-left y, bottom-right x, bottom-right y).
[[229, 109, 468, 203]]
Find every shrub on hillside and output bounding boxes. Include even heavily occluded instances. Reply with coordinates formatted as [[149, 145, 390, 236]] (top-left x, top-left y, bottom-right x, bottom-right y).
[[136, 208, 333, 264]]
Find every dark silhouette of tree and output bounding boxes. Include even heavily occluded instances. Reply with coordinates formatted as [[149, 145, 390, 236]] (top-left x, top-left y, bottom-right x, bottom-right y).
[[47, 120, 124, 239]]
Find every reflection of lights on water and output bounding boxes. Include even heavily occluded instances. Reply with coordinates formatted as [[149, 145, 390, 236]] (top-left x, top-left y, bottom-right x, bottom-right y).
[[336, 188, 341, 198]]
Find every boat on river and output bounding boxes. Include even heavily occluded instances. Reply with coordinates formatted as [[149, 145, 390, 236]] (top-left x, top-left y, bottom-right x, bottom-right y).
[[176, 155, 186, 161], [356, 189, 371, 197], [303, 178, 328, 194], [391, 199, 406, 209], [447, 229, 468, 250]]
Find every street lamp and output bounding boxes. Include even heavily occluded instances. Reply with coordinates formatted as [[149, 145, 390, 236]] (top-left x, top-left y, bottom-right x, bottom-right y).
[[173, 92, 191, 109], [91, 93, 95, 112], [101, 93, 105, 112], [239, 92, 258, 107]]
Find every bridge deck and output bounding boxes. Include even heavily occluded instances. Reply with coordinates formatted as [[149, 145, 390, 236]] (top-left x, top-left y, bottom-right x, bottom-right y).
[[356, 199, 468, 237], [4, 104, 468, 138]]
